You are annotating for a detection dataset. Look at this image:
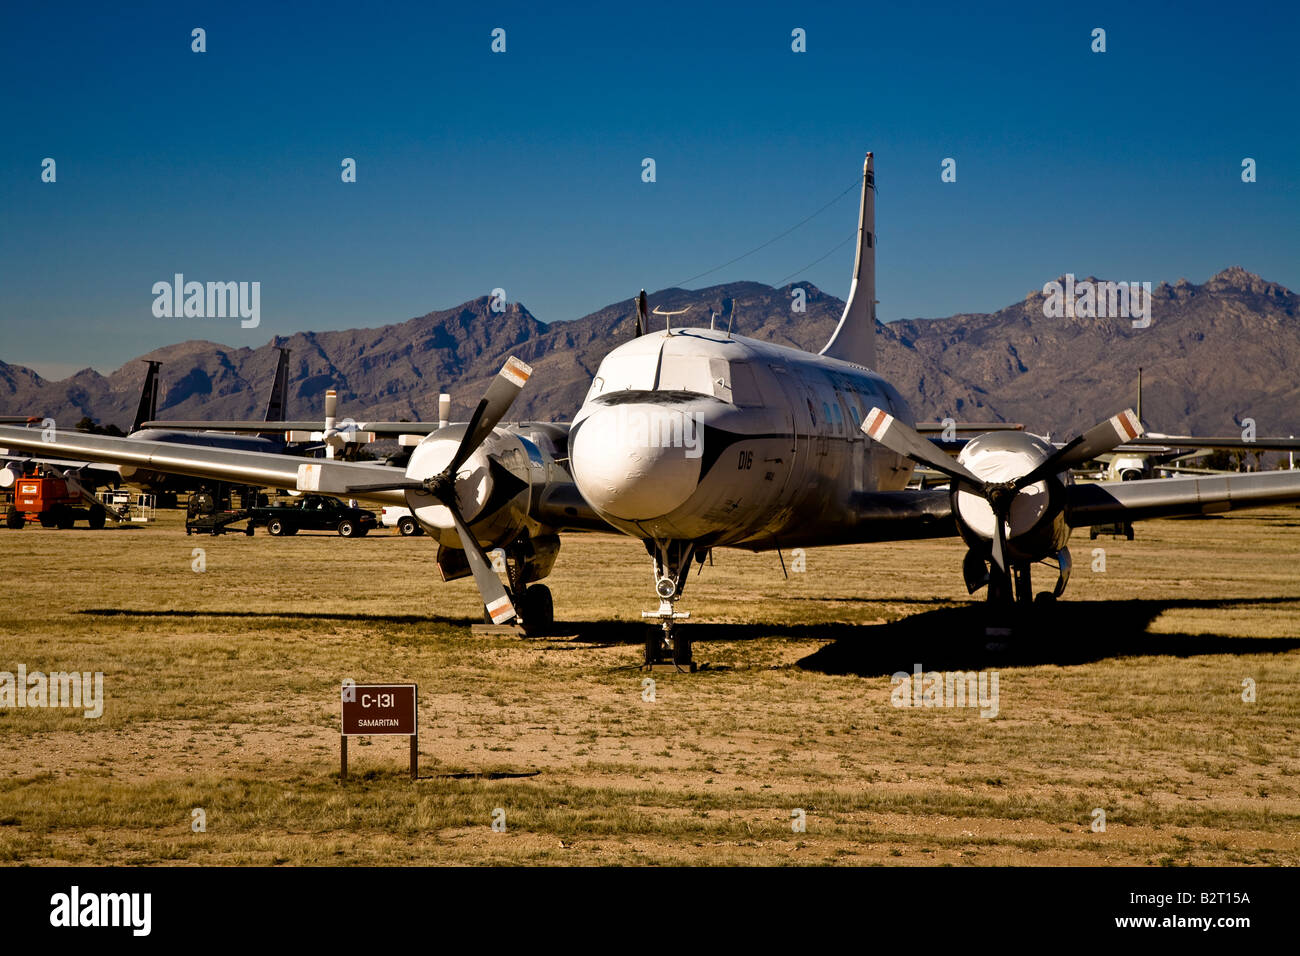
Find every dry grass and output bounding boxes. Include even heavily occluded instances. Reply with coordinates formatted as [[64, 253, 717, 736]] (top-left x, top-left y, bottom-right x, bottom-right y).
[[1, 504, 1298, 865]]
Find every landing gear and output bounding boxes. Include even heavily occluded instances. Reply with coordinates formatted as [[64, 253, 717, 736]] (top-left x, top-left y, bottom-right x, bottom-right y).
[[981, 547, 1071, 640], [495, 535, 560, 636], [520, 584, 553, 632], [641, 539, 697, 670]]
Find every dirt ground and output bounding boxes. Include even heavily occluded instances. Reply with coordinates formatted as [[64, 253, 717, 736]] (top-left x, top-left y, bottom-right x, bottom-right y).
[[1, 504, 1297, 865]]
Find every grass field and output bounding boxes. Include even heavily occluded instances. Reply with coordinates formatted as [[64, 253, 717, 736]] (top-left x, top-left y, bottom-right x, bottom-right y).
[[2, 504, 1298, 865]]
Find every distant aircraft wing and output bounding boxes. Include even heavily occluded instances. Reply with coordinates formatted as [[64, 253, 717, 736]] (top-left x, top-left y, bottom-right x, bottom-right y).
[[1067, 470, 1300, 526], [140, 419, 557, 439], [141, 419, 445, 437], [0, 425, 410, 506], [1115, 435, 1300, 453]]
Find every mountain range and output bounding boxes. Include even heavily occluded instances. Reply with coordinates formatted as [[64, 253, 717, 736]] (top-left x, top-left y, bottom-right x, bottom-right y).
[[1, 266, 1296, 439]]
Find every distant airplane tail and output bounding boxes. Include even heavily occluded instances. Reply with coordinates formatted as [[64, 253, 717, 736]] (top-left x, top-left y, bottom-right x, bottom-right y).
[[819, 152, 876, 370], [263, 347, 291, 422], [130, 361, 162, 433]]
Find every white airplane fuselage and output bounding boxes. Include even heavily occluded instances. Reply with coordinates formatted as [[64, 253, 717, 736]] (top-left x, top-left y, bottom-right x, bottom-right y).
[[569, 327, 917, 550]]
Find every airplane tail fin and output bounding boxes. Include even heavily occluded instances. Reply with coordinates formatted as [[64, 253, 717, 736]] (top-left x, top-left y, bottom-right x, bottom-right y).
[[263, 347, 291, 422], [131, 361, 162, 433], [819, 152, 876, 369]]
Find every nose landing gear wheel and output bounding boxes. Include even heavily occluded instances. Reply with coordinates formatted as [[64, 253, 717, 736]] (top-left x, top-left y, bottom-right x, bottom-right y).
[[641, 540, 699, 670]]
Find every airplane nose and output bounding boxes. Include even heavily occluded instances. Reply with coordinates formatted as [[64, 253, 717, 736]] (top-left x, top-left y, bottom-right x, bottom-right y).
[[570, 404, 702, 521]]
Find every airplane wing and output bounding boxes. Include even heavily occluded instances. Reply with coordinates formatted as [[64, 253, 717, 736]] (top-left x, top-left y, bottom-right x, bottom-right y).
[[0, 425, 411, 507], [1113, 436, 1300, 453], [1067, 470, 1300, 526], [139, 419, 445, 436]]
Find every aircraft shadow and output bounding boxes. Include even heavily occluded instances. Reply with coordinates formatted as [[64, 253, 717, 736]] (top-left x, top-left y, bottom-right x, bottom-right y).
[[564, 597, 1300, 674], [797, 597, 1300, 676], [78, 608, 481, 627]]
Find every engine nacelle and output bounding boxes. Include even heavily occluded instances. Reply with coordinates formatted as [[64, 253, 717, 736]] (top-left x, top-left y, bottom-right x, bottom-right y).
[[0, 461, 23, 489], [403, 425, 534, 551], [951, 431, 1071, 564]]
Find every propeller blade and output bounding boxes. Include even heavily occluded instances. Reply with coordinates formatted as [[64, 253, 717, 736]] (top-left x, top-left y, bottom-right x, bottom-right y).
[[447, 500, 516, 625], [635, 290, 647, 337], [444, 356, 532, 477], [324, 390, 338, 422], [1016, 409, 1143, 489], [990, 506, 1008, 573], [862, 407, 982, 488], [338, 478, 426, 494]]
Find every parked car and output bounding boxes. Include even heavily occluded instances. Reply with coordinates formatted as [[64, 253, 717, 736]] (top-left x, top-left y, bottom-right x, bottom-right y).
[[248, 495, 377, 537], [380, 505, 424, 536]]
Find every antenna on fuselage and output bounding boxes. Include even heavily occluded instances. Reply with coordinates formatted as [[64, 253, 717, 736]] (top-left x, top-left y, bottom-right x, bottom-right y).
[[653, 304, 690, 333]]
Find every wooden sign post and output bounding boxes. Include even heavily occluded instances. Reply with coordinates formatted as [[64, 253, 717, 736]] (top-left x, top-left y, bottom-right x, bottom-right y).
[[340, 683, 418, 781]]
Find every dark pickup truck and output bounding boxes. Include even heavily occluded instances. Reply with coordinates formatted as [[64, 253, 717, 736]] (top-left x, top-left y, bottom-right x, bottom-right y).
[[249, 495, 378, 537]]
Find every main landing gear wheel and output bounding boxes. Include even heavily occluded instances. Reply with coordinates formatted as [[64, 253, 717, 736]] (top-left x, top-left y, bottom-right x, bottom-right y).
[[520, 584, 553, 634]]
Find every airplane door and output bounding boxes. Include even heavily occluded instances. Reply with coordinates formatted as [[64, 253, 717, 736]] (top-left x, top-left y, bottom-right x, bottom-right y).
[[766, 364, 803, 496]]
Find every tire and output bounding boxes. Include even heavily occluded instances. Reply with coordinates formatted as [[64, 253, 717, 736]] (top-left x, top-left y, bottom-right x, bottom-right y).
[[268, 518, 286, 537], [398, 516, 421, 537], [337, 519, 357, 538], [88, 507, 107, 530], [672, 633, 692, 667], [55, 507, 74, 530], [40, 512, 56, 528], [5, 508, 23, 530], [245, 525, 254, 536], [522, 584, 554, 633]]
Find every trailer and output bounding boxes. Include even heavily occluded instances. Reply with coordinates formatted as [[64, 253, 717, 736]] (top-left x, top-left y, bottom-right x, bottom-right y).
[[185, 488, 255, 536]]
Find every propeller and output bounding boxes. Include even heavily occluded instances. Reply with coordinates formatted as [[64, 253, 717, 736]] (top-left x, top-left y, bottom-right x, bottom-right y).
[[336, 356, 534, 624], [286, 389, 377, 459], [863, 407, 1142, 587]]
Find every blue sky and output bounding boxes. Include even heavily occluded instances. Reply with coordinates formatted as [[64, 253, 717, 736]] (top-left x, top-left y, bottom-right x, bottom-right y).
[[1, 0, 1296, 378]]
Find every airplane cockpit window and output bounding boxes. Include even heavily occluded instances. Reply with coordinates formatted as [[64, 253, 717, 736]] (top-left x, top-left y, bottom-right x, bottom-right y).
[[657, 356, 715, 395], [586, 353, 658, 400]]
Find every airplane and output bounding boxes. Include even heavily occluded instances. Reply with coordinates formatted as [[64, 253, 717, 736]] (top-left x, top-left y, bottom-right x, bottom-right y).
[[121, 346, 295, 504], [1076, 369, 1300, 482], [2, 348, 296, 514], [5, 153, 1300, 668]]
